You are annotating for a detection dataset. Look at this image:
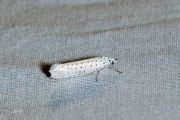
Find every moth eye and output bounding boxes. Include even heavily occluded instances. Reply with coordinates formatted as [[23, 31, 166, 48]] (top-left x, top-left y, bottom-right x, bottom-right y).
[[109, 60, 111, 61]]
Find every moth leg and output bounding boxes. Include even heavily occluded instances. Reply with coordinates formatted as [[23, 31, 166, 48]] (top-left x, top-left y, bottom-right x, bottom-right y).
[[95, 67, 107, 82], [96, 71, 100, 82], [109, 66, 123, 73]]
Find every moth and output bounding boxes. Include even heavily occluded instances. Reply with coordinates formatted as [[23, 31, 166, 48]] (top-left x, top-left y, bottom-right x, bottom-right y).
[[49, 57, 122, 81]]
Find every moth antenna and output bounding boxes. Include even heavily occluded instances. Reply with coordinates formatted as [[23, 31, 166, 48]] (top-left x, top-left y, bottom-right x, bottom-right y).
[[109, 66, 123, 73]]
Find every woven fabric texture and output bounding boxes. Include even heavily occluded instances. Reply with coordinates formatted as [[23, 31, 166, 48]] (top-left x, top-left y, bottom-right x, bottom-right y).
[[0, 0, 180, 119]]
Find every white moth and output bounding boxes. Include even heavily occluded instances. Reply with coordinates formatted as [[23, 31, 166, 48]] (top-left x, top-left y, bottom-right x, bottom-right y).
[[49, 57, 122, 81]]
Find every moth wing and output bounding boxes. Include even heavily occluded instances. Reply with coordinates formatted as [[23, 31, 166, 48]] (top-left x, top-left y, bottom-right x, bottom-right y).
[[49, 64, 60, 70], [49, 64, 66, 79]]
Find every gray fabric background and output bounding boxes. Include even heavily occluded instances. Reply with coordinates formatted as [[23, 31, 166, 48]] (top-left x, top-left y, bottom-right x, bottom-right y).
[[0, 0, 180, 119]]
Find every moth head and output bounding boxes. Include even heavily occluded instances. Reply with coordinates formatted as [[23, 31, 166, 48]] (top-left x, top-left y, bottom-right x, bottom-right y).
[[108, 58, 116, 65]]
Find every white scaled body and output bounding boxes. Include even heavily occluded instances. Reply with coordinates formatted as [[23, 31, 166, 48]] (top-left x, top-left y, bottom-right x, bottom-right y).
[[49, 57, 122, 79]]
